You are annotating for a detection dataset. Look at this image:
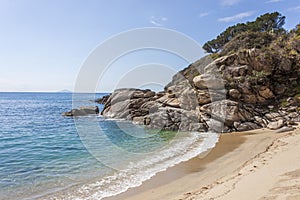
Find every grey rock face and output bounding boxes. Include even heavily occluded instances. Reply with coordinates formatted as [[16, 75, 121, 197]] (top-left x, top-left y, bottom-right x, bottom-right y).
[[62, 106, 99, 117], [267, 119, 285, 130], [97, 47, 300, 133]]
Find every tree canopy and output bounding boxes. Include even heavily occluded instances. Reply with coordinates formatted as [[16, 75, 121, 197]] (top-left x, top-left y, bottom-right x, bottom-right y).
[[296, 23, 300, 36], [203, 12, 286, 53]]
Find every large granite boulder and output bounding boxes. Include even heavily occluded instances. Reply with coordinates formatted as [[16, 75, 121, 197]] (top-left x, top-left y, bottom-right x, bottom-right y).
[[199, 99, 254, 131], [101, 88, 158, 120], [267, 119, 285, 130], [193, 74, 224, 90]]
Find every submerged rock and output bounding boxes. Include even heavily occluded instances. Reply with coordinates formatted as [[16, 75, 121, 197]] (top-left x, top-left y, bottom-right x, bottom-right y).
[[62, 106, 99, 117]]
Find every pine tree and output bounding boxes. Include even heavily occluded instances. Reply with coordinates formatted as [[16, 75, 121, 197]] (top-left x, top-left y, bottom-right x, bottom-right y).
[[202, 12, 286, 53]]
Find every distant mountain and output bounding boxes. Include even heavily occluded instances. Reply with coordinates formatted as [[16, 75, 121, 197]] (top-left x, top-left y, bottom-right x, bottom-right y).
[[58, 89, 72, 93]]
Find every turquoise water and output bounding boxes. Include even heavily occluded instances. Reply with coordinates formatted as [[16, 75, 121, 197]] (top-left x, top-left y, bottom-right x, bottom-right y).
[[0, 92, 218, 200]]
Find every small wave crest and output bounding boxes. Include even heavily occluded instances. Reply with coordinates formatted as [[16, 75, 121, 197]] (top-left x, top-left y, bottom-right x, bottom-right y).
[[65, 132, 219, 200]]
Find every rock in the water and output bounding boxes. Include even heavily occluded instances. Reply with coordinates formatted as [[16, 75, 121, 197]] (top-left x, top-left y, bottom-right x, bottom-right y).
[[62, 106, 99, 117], [101, 88, 158, 120], [95, 94, 111, 104], [267, 119, 284, 130]]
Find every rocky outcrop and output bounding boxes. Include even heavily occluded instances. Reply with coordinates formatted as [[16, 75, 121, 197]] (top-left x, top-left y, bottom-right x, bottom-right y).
[[100, 88, 208, 132], [95, 94, 111, 104], [62, 106, 99, 117], [101, 89, 157, 119], [96, 30, 300, 133], [99, 44, 300, 132]]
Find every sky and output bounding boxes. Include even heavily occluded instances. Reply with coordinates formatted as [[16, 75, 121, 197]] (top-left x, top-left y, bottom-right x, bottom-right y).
[[0, 0, 299, 92]]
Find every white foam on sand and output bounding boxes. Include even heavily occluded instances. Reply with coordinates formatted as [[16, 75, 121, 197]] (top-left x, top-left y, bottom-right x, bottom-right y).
[[66, 132, 219, 200]]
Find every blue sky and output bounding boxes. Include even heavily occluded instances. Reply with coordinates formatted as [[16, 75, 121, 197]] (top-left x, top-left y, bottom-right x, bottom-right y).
[[0, 0, 299, 92]]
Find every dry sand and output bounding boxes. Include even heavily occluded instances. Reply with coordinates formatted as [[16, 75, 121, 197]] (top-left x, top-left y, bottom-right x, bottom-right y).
[[107, 124, 300, 200]]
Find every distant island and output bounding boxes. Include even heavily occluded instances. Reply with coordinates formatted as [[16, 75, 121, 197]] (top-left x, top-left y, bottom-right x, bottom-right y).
[[57, 89, 72, 93]]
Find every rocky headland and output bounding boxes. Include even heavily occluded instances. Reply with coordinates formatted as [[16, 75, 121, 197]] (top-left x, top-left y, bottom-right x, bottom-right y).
[[65, 13, 300, 133], [100, 50, 300, 132], [100, 18, 300, 133]]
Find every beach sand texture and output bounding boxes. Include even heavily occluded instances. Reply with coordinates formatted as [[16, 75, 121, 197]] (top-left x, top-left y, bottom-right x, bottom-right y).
[[108, 124, 300, 200]]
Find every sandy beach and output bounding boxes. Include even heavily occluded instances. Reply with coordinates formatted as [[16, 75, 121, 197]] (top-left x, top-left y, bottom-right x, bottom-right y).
[[107, 124, 300, 200]]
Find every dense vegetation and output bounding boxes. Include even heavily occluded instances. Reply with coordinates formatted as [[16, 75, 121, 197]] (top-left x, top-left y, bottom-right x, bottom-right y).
[[203, 12, 286, 53], [201, 12, 300, 104]]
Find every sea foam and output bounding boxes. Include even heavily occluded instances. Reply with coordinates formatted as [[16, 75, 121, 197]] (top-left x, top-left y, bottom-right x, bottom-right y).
[[68, 132, 219, 200]]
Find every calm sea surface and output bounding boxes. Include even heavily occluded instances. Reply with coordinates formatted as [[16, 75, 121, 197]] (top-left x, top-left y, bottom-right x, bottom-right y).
[[0, 92, 218, 200]]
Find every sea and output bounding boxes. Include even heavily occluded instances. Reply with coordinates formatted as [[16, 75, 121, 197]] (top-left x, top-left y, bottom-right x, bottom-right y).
[[0, 92, 219, 200]]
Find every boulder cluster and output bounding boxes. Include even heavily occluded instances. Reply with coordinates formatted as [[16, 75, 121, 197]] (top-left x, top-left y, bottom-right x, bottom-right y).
[[100, 46, 300, 133], [64, 29, 300, 133]]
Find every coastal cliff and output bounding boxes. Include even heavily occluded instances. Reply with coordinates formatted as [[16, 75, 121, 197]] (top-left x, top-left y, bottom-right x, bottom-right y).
[[100, 18, 300, 133]]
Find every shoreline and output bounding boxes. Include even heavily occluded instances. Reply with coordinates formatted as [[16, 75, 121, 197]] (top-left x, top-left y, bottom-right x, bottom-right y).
[[106, 124, 300, 200]]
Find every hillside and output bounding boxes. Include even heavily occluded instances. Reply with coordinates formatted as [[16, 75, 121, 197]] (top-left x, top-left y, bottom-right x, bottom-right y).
[[100, 14, 300, 133]]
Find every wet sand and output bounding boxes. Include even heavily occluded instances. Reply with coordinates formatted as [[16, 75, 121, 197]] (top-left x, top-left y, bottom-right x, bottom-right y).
[[106, 124, 300, 200]]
